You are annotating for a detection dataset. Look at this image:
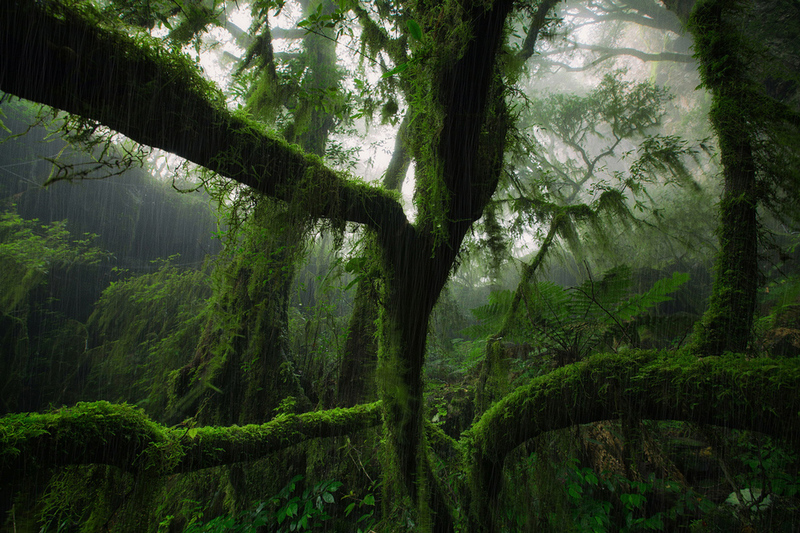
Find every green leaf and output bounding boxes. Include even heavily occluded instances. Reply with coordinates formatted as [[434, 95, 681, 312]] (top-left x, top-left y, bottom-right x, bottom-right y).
[[381, 62, 410, 79], [322, 492, 334, 503], [344, 256, 367, 273], [621, 493, 646, 509], [157, 13, 173, 30], [407, 19, 423, 40]]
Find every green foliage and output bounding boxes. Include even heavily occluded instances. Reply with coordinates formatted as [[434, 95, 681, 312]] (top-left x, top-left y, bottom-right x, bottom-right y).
[[464, 266, 689, 364], [87, 259, 211, 415], [521, 71, 679, 203], [183, 476, 348, 532], [487, 69, 707, 282], [542, 456, 714, 532], [0, 208, 109, 411], [464, 289, 516, 340], [726, 433, 800, 523], [0, 209, 107, 312], [342, 484, 378, 532]]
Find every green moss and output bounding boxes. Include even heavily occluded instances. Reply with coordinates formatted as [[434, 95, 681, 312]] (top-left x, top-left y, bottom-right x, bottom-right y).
[[1, 400, 383, 482]]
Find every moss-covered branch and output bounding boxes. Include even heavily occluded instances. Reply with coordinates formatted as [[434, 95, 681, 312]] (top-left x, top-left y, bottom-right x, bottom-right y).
[[464, 351, 800, 530], [0, 0, 406, 231], [472, 351, 800, 463], [1, 401, 383, 478]]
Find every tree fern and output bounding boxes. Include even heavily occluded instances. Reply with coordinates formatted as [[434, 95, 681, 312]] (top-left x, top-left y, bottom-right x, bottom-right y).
[[464, 266, 689, 365]]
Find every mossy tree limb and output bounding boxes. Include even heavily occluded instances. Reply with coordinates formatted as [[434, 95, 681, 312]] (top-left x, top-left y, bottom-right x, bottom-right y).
[[4, 354, 798, 530], [463, 351, 800, 532], [0, 1, 540, 529], [0, 400, 383, 478], [0, 0, 405, 232]]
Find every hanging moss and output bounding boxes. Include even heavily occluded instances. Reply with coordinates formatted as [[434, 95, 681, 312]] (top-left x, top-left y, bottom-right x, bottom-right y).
[[87, 262, 212, 416]]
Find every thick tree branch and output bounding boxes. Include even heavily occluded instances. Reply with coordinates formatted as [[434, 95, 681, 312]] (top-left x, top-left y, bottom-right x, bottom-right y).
[[0, 0, 407, 232], [541, 42, 693, 64], [464, 351, 800, 531], [1, 401, 383, 477], [470, 351, 800, 463]]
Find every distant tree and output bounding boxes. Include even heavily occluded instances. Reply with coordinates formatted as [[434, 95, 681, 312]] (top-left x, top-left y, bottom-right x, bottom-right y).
[[669, 0, 800, 354]]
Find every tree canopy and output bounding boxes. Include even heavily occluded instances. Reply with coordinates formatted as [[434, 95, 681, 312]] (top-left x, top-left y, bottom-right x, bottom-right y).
[[1, 0, 799, 531]]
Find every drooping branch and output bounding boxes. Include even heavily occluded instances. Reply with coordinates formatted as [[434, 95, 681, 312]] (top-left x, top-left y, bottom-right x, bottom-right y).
[[1, 401, 383, 478], [0, 0, 406, 233]]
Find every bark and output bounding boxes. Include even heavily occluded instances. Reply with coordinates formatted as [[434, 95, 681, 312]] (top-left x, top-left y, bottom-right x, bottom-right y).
[[382, 113, 412, 191], [374, 2, 515, 527], [335, 111, 411, 409], [660, 0, 697, 22], [337, 278, 379, 406], [172, 206, 311, 426]]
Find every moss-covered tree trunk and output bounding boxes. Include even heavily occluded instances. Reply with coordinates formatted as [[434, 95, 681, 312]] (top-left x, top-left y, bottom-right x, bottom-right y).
[[372, 1, 515, 527], [337, 115, 411, 408], [688, 0, 759, 355], [171, 204, 311, 426], [171, 0, 343, 426]]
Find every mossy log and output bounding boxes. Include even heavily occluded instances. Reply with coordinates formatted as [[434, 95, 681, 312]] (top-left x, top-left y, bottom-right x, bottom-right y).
[[1, 401, 383, 478], [463, 351, 800, 531]]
